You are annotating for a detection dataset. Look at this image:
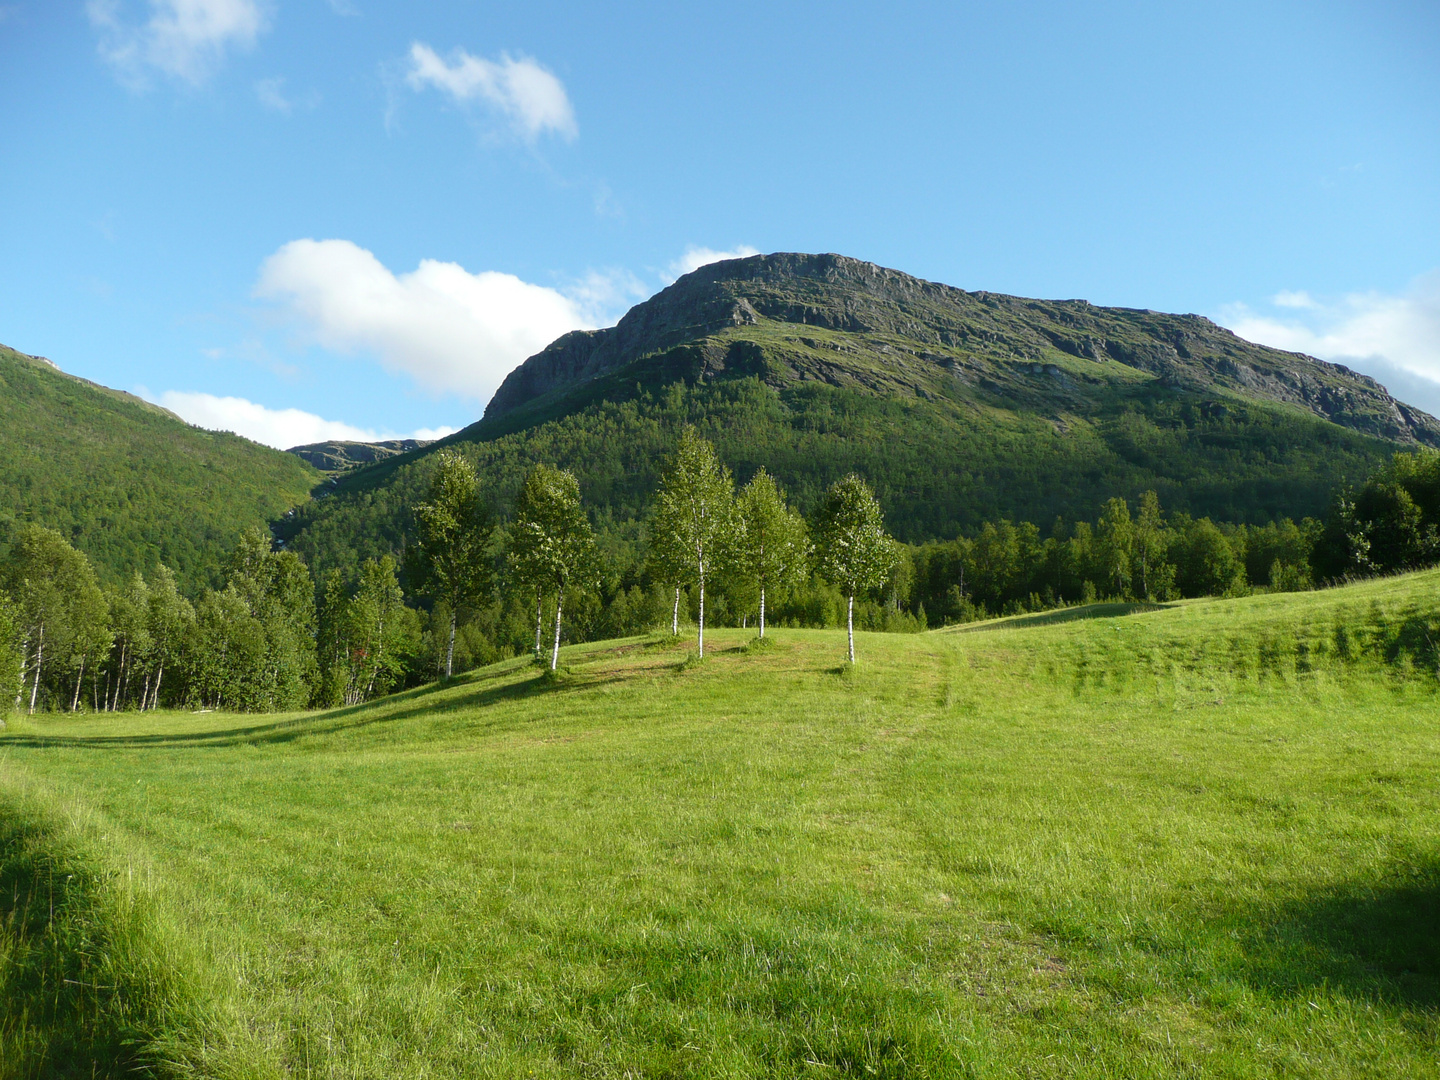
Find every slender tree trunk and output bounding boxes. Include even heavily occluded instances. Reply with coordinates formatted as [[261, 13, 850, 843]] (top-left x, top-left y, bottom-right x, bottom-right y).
[[141, 672, 152, 714], [151, 663, 164, 711], [71, 655, 85, 712], [698, 580, 705, 658], [550, 588, 565, 671], [110, 642, 127, 712], [119, 646, 131, 710], [534, 588, 543, 656], [672, 587, 680, 636], [759, 586, 766, 638], [847, 592, 855, 664], [445, 609, 457, 679], [28, 625, 43, 714]]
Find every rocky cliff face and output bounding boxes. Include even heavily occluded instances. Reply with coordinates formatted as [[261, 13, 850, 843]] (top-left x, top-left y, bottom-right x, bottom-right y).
[[484, 253, 1440, 447], [286, 438, 431, 473]]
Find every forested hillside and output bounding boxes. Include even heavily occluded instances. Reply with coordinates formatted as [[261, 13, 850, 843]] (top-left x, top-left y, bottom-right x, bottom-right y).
[[0, 344, 320, 590], [279, 254, 1433, 583]]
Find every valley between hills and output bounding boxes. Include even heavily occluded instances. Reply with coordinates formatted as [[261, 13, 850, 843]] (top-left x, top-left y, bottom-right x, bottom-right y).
[[1, 253, 1437, 1078]]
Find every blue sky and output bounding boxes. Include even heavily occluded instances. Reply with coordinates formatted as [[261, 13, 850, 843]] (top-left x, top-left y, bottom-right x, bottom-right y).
[[2, 0, 1437, 447]]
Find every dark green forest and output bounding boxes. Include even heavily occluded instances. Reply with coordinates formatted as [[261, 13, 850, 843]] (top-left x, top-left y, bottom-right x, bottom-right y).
[[0, 344, 319, 591], [279, 374, 1401, 588]]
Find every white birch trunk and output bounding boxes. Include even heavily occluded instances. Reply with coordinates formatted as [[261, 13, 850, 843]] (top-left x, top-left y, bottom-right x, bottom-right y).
[[698, 579, 705, 658], [534, 588, 543, 656], [71, 655, 85, 712], [759, 586, 766, 638], [550, 589, 564, 671], [28, 624, 43, 714], [847, 593, 855, 663], [445, 609, 457, 679], [672, 587, 680, 636]]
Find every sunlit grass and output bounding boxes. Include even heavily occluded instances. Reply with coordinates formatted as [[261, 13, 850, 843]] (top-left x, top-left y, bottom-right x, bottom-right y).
[[3, 571, 1438, 1077]]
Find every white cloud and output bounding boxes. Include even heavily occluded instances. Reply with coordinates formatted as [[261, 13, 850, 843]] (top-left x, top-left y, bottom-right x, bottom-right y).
[[88, 0, 267, 86], [1219, 270, 1440, 414], [1272, 289, 1317, 310], [254, 75, 289, 112], [254, 75, 319, 114], [404, 43, 576, 141], [254, 239, 605, 404], [142, 388, 455, 450], [665, 245, 761, 283]]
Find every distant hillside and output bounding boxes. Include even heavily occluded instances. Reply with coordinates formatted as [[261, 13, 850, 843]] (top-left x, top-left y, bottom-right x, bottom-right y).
[[288, 439, 432, 474], [0, 343, 321, 589], [279, 254, 1436, 581]]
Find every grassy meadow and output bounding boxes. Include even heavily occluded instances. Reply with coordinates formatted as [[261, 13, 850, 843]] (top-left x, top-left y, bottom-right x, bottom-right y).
[[2, 572, 1438, 1078]]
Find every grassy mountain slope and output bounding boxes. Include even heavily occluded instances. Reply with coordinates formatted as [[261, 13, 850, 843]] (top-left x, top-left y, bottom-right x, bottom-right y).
[[280, 255, 1434, 581], [0, 344, 320, 589], [3, 571, 1437, 1076]]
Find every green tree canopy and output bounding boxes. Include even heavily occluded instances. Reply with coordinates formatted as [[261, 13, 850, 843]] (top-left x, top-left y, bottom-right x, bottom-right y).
[[734, 468, 809, 637], [413, 451, 495, 677], [813, 475, 896, 662], [652, 428, 735, 658], [508, 464, 597, 671]]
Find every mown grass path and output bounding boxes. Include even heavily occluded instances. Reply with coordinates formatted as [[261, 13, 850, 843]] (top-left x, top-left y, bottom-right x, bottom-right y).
[[3, 573, 1438, 1078]]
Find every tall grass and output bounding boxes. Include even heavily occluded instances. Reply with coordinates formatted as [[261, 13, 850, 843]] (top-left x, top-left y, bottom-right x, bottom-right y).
[[1, 569, 1437, 1077]]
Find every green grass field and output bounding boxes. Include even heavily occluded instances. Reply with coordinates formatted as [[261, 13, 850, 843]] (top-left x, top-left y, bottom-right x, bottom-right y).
[[2, 572, 1438, 1078]]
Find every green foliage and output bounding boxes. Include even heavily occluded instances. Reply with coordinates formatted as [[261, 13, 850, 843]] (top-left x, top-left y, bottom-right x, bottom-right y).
[[413, 452, 495, 677], [0, 592, 20, 717], [652, 428, 736, 656], [318, 557, 418, 707], [812, 475, 896, 661], [0, 524, 109, 714], [183, 531, 319, 712], [1313, 448, 1440, 579], [0, 344, 318, 592], [280, 375, 1404, 595], [509, 465, 599, 669], [733, 468, 809, 636]]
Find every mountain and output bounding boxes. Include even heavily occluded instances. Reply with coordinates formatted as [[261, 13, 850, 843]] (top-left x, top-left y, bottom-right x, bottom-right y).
[[278, 253, 1435, 581], [0, 343, 320, 589], [487, 253, 1436, 443], [288, 439, 434, 474]]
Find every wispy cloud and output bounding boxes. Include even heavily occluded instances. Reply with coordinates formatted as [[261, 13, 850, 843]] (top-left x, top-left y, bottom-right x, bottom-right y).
[[254, 239, 618, 405], [254, 75, 319, 113], [88, 0, 268, 86], [1218, 270, 1440, 415], [254, 75, 289, 112], [141, 388, 455, 450], [664, 245, 761, 284], [403, 42, 577, 141]]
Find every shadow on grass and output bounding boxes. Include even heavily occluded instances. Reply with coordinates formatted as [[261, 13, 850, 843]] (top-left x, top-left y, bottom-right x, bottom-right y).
[[0, 806, 159, 1077], [1239, 858, 1440, 1012], [0, 663, 625, 753], [945, 601, 1173, 634]]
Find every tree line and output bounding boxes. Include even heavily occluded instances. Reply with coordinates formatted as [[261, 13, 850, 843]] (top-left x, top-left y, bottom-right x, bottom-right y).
[[3, 442, 1437, 715]]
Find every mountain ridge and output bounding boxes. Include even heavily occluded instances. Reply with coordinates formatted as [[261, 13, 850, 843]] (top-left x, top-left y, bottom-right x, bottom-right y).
[[484, 253, 1438, 446]]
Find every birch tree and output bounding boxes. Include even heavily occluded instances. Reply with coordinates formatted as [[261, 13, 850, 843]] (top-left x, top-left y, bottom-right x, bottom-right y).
[[735, 468, 808, 637], [413, 451, 494, 678], [813, 475, 895, 663], [319, 557, 413, 704], [1132, 490, 1173, 600], [0, 524, 107, 713], [508, 465, 597, 671], [652, 429, 734, 658], [143, 565, 195, 710]]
